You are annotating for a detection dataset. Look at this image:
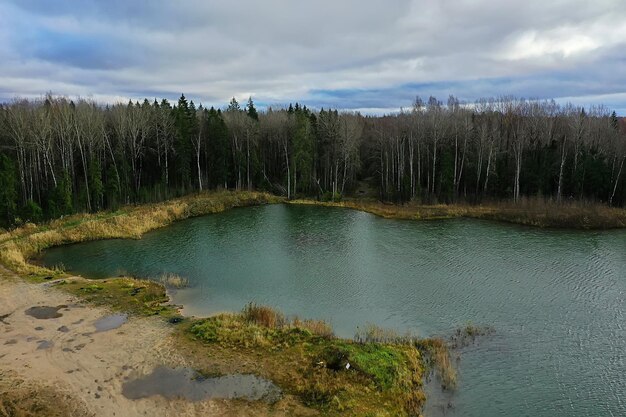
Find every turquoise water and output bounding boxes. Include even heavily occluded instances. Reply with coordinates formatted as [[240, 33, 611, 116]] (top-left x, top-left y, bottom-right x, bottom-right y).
[[41, 204, 626, 416]]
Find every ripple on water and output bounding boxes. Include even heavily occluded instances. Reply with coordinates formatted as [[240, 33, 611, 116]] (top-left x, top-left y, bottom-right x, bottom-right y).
[[39, 206, 626, 417]]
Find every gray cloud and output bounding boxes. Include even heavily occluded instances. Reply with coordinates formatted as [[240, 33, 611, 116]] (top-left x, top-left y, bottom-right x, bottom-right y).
[[0, 0, 625, 113]]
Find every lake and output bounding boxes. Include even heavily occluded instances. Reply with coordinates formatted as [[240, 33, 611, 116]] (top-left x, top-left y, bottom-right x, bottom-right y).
[[41, 204, 626, 417]]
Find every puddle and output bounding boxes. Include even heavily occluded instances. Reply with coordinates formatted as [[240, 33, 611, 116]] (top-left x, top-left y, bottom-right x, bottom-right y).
[[37, 340, 54, 350], [25, 305, 66, 319], [93, 314, 128, 332], [122, 366, 282, 402]]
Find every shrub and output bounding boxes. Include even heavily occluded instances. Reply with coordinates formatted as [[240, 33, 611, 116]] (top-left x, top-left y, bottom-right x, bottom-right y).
[[242, 302, 285, 328], [292, 318, 334, 338], [415, 338, 457, 390], [21, 200, 43, 223], [158, 272, 189, 289], [321, 191, 342, 202], [298, 380, 340, 408]]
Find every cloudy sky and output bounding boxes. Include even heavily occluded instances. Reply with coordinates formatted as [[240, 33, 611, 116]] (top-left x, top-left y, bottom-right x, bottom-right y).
[[1, 0, 625, 113]]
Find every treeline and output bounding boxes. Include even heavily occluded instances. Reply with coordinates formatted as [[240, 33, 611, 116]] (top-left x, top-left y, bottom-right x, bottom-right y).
[[0, 93, 624, 227]]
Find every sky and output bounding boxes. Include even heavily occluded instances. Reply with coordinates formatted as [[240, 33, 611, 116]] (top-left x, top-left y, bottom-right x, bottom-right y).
[[1, 0, 625, 114]]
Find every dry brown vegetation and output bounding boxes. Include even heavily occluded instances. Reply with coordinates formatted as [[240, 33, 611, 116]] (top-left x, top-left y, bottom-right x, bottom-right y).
[[0, 373, 90, 417], [243, 303, 335, 339], [354, 323, 416, 345], [290, 197, 626, 229], [0, 190, 282, 277], [415, 338, 457, 391], [158, 272, 189, 289], [242, 302, 287, 328], [291, 317, 334, 339]]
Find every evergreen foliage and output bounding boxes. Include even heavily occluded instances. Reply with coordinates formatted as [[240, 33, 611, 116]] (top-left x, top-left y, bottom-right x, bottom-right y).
[[0, 94, 624, 228]]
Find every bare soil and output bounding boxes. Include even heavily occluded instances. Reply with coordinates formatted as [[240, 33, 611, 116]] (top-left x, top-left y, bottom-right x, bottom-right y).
[[0, 267, 315, 417]]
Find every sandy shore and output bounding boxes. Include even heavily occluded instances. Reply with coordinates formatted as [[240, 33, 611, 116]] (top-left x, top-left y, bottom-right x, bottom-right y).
[[0, 267, 314, 417]]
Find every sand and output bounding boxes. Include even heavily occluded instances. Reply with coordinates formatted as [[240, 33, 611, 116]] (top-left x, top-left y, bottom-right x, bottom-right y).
[[0, 267, 314, 417]]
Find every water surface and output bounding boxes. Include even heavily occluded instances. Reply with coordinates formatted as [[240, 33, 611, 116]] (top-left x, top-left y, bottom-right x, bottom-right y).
[[41, 204, 626, 417], [122, 366, 281, 402]]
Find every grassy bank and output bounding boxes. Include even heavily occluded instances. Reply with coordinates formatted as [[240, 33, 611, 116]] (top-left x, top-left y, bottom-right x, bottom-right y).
[[289, 197, 626, 229], [0, 190, 282, 277], [0, 190, 444, 416], [183, 305, 427, 416], [59, 278, 431, 415]]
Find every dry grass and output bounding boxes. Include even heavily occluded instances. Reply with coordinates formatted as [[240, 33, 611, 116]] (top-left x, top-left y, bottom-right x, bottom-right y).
[[415, 338, 457, 391], [291, 317, 334, 339], [0, 375, 90, 417], [474, 197, 626, 229], [242, 302, 286, 328], [158, 272, 189, 289], [354, 323, 416, 345], [242, 304, 335, 338], [0, 190, 282, 276], [290, 196, 626, 229]]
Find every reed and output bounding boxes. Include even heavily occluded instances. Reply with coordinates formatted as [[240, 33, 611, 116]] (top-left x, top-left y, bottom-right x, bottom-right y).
[[415, 337, 457, 390], [354, 323, 416, 345], [291, 317, 334, 339], [290, 196, 626, 229], [158, 273, 189, 289], [242, 302, 286, 328]]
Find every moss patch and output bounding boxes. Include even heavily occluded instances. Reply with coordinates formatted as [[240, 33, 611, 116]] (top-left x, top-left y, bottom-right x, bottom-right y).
[[58, 277, 179, 319], [187, 313, 425, 416]]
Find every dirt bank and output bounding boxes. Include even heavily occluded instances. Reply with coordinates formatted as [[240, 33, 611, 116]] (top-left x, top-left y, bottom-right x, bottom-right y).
[[0, 267, 314, 417]]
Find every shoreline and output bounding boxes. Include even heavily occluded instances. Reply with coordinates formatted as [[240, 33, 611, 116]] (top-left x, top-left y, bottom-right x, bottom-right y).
[[3, 190, 620, 416], [289, 198, 626, 230], [0, 190, 284, 276], [0, 266, 314, 417], [0, 191, 439, 417]]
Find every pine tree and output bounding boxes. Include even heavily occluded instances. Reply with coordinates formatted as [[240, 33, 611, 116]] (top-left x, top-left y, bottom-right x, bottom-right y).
[[48, 170, 73, 218], [21, 200, 43, 223], [174, 94, 193, 190], [0, 154, 18, 226], [89, 158, 104, 211], [228, 97, 240, 112], [207, 107, 231, 188], [246, 97, 258, 121], [611, 111, 619, 131]]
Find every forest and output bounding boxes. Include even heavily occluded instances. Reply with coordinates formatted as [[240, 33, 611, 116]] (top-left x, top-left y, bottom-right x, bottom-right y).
[[0, 93, 624, 227]]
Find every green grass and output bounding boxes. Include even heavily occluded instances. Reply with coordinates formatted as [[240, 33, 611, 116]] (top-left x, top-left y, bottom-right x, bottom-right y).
[[57, 277, 180, 319], [187, 310, 426, 416], [329, 342, 410, 390]]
